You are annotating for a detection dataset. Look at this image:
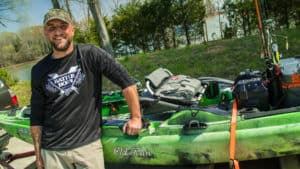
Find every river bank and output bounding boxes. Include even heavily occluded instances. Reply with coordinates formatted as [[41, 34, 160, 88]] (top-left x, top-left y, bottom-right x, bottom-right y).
[[6, 57, 42, 82], [8, 63, 33, 82]]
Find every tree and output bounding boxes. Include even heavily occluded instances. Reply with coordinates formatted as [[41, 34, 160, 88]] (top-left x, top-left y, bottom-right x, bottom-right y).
[[0, 0, 27, 27], [173, 0, 205, 45], [224, 0, 256, 37], [239, 0, 256, 36], [224, 0, 298, 34], [87, 0, 114, 54], [0, 32, 19, 66], [51, 0, 61, 8], [266, 0, 295, 29], [74, 19, 100, 46], [0, 25, 49, 67], [293, 0, 300, 26], [16, 26, 49, 62], [139, 0, 174, 50], [64, 0, 73, 20], [111, 0, 206, 51], [111, 1, 146, 52]]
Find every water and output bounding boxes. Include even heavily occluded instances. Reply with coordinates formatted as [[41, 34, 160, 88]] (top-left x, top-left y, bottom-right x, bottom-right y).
[[8, 61, 36, 82]]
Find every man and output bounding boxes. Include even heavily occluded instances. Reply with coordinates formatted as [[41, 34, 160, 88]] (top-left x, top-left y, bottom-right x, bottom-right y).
[[30, 8, 142, 169]]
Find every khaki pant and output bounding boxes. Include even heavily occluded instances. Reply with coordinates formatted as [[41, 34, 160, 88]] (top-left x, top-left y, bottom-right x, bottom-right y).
[[41, 140, 105, 169]]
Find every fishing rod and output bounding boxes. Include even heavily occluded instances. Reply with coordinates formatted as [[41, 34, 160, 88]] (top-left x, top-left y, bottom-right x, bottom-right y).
[[254, 0, 287, 109], [254, 0, 288, 66], [254, 0, 270, 60]]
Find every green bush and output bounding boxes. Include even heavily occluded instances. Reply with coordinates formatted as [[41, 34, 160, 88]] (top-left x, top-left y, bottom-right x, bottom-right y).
[[0, 68, 18, 86], [11, 81, 31, 107]]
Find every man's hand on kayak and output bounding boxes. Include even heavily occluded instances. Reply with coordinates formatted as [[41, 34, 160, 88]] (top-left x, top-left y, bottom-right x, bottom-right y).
[[122, 117, 143, 135]]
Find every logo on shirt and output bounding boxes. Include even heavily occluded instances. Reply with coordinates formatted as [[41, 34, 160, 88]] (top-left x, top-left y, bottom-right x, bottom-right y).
[[45, 66, 85, 97]]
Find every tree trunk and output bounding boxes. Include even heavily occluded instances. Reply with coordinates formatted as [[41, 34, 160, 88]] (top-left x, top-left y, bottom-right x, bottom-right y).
[[87, 0, 114, 55], [172, 26, 177, 48], [163, 27, 172, 49], [246, 11, 251, 35], [183, 23, 191, 46], [284, 1, 289, 29], [153, 32, 161, 51], [241, 11, 247, 36], [51, 0, 60, 8], [64, 0, 73, 21], [297, 10, 300, 26]]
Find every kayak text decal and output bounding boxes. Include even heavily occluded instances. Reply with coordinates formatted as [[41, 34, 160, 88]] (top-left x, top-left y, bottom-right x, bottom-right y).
[[18, 128, 31, 135], [114, 147, 153, 158]]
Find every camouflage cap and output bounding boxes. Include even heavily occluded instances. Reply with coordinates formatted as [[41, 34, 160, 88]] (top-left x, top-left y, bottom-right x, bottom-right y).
[[43, 8, 73, 25]]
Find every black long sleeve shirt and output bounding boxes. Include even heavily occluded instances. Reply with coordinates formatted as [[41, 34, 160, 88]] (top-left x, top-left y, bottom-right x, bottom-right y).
[[30, 44, 134, 150]]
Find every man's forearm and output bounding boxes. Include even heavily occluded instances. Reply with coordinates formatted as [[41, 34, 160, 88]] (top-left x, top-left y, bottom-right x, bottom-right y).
[[122, 85, 142, 135], [30, 126, 42, 160], [122, 85, 142, 119]]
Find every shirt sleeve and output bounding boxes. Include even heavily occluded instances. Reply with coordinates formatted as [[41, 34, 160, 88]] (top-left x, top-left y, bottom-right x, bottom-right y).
[[30, 65, 45, 126], [90, 45, 134, 89]]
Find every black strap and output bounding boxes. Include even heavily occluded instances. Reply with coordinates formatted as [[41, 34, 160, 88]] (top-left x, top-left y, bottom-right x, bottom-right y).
[[76, 44, 84, 72], [76, 44, 103, 125]]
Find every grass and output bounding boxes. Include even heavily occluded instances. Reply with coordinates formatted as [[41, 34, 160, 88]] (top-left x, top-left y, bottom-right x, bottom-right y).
[[12, 27, 300, 107], [11, 81, 31, 107]]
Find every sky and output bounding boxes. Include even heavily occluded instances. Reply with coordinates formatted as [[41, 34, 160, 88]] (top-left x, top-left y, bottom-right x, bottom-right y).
[[0, 0, 129, 33]]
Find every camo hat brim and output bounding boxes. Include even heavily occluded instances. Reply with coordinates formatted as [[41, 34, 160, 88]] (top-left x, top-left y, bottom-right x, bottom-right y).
[[44, 8, 73, 25]]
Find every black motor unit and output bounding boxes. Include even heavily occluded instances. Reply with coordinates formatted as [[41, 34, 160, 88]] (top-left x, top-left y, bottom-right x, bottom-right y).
[[233, 69, 269, 111]]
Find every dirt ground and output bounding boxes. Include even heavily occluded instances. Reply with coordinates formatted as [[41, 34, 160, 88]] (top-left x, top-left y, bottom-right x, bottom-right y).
[[0, 129, 35, 169], [5, 137, 35, 169]]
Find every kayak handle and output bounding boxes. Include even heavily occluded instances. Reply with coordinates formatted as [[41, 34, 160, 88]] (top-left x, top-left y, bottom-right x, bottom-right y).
[[182, 120, 207, 130]]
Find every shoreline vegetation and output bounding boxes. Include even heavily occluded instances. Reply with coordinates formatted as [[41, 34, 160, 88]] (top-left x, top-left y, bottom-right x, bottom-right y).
[[7, 28, 300, 107]]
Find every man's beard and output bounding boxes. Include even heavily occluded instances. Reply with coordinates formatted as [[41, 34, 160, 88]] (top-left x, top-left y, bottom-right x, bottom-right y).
[[51, 39, 72, 52]]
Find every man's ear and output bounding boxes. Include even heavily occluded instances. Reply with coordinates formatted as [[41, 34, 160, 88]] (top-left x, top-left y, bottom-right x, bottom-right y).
[[71, 25, 75, 36], [44, 26, 49, 37]]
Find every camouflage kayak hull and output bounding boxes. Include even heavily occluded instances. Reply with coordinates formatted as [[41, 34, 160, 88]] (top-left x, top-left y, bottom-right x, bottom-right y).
[[0, 106, 300, 166]]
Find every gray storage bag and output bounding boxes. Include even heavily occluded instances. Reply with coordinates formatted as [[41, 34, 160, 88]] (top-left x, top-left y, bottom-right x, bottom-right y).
[[145, 68, 203, 105]]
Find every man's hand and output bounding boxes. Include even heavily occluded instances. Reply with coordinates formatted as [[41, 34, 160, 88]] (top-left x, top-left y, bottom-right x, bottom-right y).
[[122, 117, 142, 135], [36, 157, 44, 169]]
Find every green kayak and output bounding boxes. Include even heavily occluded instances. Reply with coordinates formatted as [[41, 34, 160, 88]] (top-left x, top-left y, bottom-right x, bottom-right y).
[[0, 69, 300, 168], [102, 90, 129, 116], [0, 98, 300, 167]]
